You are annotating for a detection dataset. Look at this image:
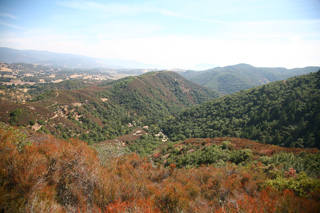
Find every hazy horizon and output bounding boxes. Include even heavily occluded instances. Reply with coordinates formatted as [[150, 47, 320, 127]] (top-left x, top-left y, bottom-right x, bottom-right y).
[[0, 0, 320, 69]]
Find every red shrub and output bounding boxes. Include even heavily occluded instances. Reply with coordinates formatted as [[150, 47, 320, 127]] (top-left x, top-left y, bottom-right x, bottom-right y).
[[1, 126, 319, 212]]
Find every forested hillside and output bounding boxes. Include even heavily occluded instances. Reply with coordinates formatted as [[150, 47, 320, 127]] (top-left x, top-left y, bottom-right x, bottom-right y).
[[162, 70, 320, 149], [179, 64, 320, 95], [97, 71, 220, 119], [0, 71, 218, 145]]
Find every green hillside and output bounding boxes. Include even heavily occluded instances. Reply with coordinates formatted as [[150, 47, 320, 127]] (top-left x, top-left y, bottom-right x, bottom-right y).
[[1, 67, 320, 213], [97, 71, 220, 119], [162, 70, 320, 149], [151, 137, 319, 176], [0, 71, 218, 145], [175, 70, 204, 79], [180, 64, 320, 95]]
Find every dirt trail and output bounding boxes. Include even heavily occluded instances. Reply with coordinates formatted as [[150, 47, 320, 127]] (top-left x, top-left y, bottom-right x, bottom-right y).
[[32, 123, 42, 131], [50, 114, 58, 120], [46, 92, 59, 109]]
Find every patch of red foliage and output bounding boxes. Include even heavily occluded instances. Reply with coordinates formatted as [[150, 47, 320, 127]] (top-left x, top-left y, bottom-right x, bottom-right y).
[[94, 128, 147, 147], [48, 87, 107, 106], [153, 153, 161, 158], [0, 103, 55, 126], [259, 149, 274, 156], [179, 137, 318, 156], [1, 126, 319, 212]]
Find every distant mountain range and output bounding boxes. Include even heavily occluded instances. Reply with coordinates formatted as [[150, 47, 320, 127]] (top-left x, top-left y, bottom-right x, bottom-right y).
[[0, 47, 165, 69], [177, 63, 320, 95], [189, 63, 219, 70]]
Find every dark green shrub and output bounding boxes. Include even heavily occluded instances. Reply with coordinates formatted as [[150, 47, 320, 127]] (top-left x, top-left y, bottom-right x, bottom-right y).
[[37, 119, 45, 125], [29, 120, 35, 126]]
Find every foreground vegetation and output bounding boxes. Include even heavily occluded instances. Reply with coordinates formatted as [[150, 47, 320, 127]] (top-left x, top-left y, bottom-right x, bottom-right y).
[[1, 124, 320, 212], [151, 138, 320, 177]]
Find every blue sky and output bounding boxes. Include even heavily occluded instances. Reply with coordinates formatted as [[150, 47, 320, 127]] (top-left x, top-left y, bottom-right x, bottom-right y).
[[0, 0, 319, 68]]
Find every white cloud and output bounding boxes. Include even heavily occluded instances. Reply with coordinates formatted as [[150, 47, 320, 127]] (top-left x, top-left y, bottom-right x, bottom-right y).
[[211, 19, 320, 42], [87, 20, 162, 39], [235, 19, 320, 35], [0, 13, 18, 19], [0, 21, 26, 30], [57, 0, 153, 14], [57, 0, 229, 24], [2, 34, 319, 69]]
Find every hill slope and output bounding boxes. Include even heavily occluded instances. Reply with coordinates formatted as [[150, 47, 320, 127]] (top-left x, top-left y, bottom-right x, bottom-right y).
[[0, 71, 218, 144], [97, 71, 220, 119], [162, 70, 320, 149], [1, 124, 320, 212], [179, 64, 320, 95]]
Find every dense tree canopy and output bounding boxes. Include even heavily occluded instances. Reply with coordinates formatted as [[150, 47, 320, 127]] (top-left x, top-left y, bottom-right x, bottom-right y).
[[162, 70, 320, 149], [98, 71, 220, 119]]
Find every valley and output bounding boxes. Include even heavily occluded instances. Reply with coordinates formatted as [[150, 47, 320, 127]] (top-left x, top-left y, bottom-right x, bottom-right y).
[[0, 69, 219, 145], [1, 61, 320, 212], [1, 0, 320, 211], [0, 61, 141, 86]]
